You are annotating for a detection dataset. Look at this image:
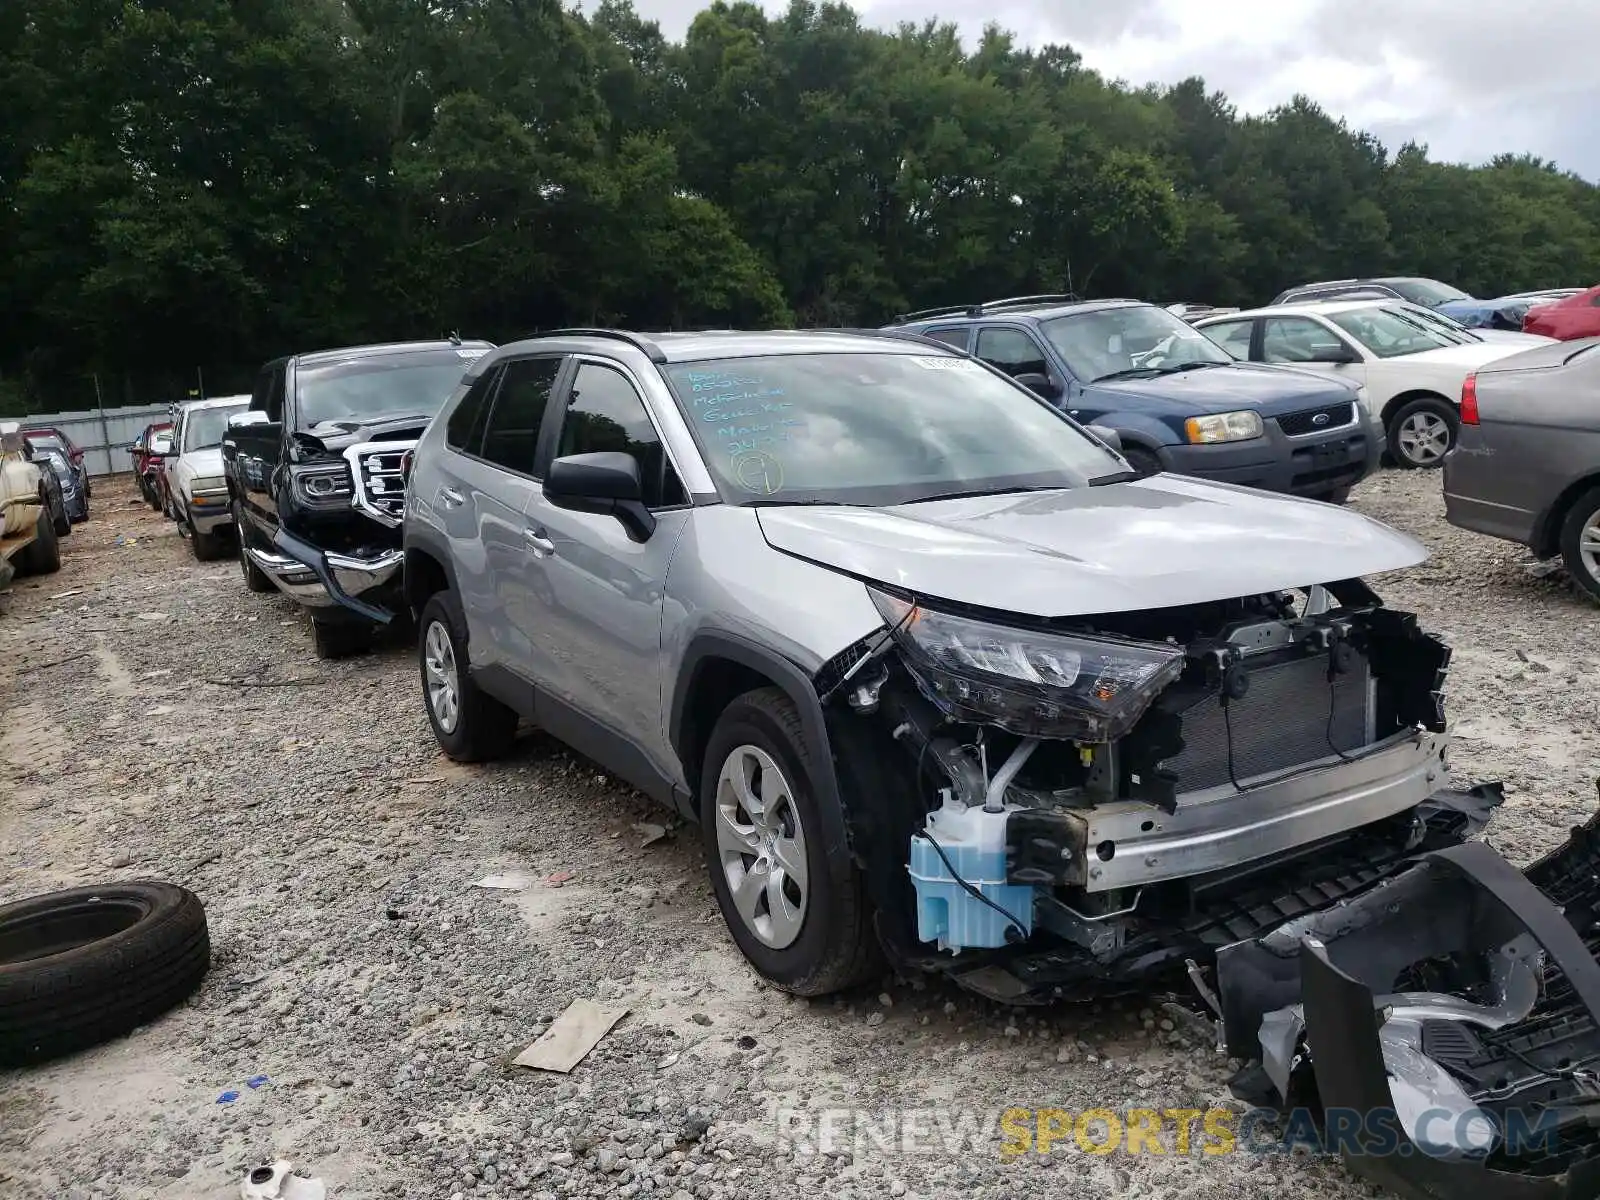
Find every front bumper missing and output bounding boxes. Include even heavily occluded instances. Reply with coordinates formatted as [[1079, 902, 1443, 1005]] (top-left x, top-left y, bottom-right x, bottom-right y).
[[245, 528, 402, 623], [1217, 805, 1600, 1199], [1082, 730, 1448, 892]]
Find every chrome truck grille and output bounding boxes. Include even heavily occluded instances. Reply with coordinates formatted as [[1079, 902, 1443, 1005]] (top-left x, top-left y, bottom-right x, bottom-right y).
[[1163, 650, 1373, 791], [343, 441, 414, 527]]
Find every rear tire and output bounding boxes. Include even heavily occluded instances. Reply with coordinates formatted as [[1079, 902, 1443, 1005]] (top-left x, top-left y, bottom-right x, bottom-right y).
[[1559, 487, 1600, 605], [310, 616, 371, 660], [418, 591, 519, 761], [700, 688, 881, 996], [0, 882, 209, 1066], [1386, 397, 1457, 469], [16, 511, 61, 576]]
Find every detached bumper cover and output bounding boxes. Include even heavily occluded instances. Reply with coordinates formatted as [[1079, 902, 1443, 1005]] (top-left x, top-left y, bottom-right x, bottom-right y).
[[245, 527, 402, 623], [1218, 805, 1600, 1200]]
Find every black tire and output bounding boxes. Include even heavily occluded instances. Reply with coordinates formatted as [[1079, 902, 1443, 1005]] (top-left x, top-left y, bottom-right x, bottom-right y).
[[0, 882, 209, 1066], [51, 496, 70, 537], [16, 511, 61, 576], [1121, 446, 1163, 478], [311, 616, 372, 660], [1559, 487, 1600, 605], [235, 502, 276, 593], [1385, 396, 1457, 469], [418, 591, 519, 761], [143, 479, 161, 511], [1314, 486, 1353, 505], [700, 688, 881, 996], [187, 516, 227, 562]]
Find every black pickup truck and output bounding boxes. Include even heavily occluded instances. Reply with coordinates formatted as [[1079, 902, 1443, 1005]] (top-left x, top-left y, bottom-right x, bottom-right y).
[[223, 339, 494, 657]]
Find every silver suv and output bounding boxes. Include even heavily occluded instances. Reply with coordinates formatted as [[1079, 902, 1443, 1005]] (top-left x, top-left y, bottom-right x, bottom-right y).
[[403, 328, 1468, 1002]]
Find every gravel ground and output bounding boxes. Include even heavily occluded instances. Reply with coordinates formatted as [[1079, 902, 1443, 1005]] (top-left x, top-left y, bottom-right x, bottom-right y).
[[1, 470, 1597, 1200]]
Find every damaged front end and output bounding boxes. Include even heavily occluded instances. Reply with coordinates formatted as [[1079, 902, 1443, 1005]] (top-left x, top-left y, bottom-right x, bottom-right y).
[[822, 576, 1473, 1006]]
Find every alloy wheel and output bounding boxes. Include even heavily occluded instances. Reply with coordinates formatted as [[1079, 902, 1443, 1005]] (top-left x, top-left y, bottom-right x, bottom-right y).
[[1580, 510, 1600, 584], [1397, 411, 1451, 465], [423, 620, 460, 734], [714, 744, 809, 949]]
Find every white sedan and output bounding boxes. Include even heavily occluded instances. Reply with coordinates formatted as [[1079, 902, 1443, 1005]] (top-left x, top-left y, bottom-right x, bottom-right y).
[[1195, 300, 1532, 468]]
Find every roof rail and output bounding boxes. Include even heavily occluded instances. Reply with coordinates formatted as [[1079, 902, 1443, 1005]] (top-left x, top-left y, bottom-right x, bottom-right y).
[[540, 327, 667, 364], [815, 327, 976, 355], [890, 293, 1086, 324]]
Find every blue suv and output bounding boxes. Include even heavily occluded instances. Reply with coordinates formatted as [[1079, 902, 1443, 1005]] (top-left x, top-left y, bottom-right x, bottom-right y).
[[889, 295, 1380, 502]]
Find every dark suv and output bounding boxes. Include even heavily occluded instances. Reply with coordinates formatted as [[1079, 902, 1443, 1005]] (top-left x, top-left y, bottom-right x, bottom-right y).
[[889, 295, 1377, 502], [224, 338, 493, 657]]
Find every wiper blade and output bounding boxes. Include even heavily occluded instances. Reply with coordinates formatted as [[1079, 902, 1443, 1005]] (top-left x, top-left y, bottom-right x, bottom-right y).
[[905, 485, 1065, 504], [1092, 367, 1164, 382], [1149, 360, 1230, 374], [1088, 470, 1138, 486]]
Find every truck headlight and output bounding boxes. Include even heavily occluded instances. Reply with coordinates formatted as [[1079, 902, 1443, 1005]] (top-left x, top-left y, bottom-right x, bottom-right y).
[[290, 463, 354, 508], [870, 588, 1186, 741], [1184, 411, 1263, 444]]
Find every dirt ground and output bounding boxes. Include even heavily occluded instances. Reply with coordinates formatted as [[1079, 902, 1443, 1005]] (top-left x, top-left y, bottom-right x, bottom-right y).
[[1, 470, 1597, 1200]]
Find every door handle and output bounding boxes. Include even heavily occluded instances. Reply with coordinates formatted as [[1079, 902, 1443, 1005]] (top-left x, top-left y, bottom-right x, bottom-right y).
[[439, 487, 465, 508], [524, 528, 556, 557]]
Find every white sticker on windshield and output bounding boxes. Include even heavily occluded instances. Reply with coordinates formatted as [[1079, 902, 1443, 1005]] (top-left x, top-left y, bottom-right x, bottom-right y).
[[457, 348, 488, 361], [909, 356, 983, 372]]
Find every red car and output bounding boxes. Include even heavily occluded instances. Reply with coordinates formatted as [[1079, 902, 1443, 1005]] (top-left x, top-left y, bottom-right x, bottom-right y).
[[129, 422, 174, 511], [1523, 284, 1600, 339]]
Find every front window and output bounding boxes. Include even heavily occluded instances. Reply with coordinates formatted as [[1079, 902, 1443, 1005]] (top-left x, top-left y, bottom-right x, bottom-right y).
[[1039, 306, 1233, 382], [1386, 279, 1472, 306], [1326, 306, 1459, 358], [1200, 319, 1253, 360], [296, 348, 487, 426], [183, 404, 248, 452], [663, 352, 1123, 506]]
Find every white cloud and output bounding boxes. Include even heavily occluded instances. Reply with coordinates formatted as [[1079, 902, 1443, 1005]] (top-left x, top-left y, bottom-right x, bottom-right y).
[[620, 0, 1600, 177]]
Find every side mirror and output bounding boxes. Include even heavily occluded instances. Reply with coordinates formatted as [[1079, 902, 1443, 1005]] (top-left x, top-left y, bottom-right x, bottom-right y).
[[1085, 424, 1123, 452], [228, 410, 274, 431], [1013, 372, 1062, 400], [545, 452, 656, 542], [1309, 342, 1361, 365]]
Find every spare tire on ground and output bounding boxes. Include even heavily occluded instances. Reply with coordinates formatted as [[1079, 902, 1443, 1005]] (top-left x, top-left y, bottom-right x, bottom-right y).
[[0, 881, 209, 1066]]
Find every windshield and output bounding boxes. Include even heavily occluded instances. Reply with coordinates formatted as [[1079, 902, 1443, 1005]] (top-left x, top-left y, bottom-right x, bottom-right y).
[[183, 404, 248, 452], [1039, 306, 1233, 382], [296, 348, 486, 426], [1326, 306, 1460, 358], [1387, 279, 1472, 306], [662, 352, 1124, 506]]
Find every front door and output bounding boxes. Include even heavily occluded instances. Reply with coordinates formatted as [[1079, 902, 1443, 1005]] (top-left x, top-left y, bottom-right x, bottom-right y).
[[230, 362, 287, 546], [521, 358, 692, 787], [1259, 316, 1369, 389]]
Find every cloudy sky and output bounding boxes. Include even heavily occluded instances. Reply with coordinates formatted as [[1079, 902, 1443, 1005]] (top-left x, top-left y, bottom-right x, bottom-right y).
[[623, 0, 1600, 179]]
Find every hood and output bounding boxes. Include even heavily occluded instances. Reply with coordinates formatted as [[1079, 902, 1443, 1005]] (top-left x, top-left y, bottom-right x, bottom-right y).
[[1083, 362, 1354, 416], [180, 446, 226, 477], [755, 474, 1426, 618], [1473, 329, 1556, 347], [294, 412, 433, 455]]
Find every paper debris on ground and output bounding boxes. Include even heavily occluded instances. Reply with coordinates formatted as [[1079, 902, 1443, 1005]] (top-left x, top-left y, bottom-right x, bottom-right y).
[[473, 872, 534, 891], [512, 999, 629, 1073]]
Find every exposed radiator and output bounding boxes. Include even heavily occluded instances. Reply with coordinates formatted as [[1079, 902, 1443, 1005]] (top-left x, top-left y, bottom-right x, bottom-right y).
[[1162, 651, 1372, 791]]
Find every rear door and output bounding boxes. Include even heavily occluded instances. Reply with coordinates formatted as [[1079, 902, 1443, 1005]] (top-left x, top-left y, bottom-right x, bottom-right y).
[[448, 354, 569, 677], [519, 357, 693, 787]]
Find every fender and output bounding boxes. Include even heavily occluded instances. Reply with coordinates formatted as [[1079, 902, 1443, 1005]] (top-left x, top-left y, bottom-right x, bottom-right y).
[[1070, 408, 1179, 453], [670, 630, 851, 860]]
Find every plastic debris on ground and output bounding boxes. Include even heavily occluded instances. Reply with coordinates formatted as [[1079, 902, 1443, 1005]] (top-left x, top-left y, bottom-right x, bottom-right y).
[[472, 872, 534, 891], [241, 1161, 326, 1200]]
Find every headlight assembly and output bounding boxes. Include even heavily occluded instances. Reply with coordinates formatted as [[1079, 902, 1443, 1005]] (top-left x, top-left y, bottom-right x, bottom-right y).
[[1184, 411, 1263, 444], [290, 463, 354, 508], [870, 588, 1186, 741]]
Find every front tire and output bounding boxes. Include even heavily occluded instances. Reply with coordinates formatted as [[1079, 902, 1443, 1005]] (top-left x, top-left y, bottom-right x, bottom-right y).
[[16, 511, 61, 576], [1387, 397, 1457, 469], [700, 688, 880, 996], [187, 516, 226, 562], [1121, 446, 1163, 478], [1560, 487, 1600, 605], [234, 502, 276, 592], [310, 616, 371, 660]]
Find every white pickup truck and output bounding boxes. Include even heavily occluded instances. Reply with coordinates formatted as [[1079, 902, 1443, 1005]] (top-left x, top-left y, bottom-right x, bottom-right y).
[[0, 420, 62, 589]]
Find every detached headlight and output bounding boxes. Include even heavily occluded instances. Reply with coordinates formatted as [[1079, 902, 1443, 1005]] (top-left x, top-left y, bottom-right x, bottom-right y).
[[290, 463, 354, 508], [1184, 411, 1263, 444], [870, 589, 1185, 741]]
